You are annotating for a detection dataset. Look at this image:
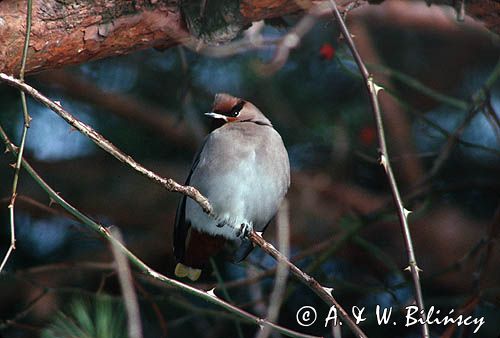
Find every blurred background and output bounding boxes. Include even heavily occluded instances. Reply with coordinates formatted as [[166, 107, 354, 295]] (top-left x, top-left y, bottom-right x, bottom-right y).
[[0, 1, 499, 337]]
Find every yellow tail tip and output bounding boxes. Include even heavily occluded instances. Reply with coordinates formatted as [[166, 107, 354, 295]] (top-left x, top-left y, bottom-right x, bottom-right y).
[[175, 263, 189, 278], [175, 263, 202, 281]]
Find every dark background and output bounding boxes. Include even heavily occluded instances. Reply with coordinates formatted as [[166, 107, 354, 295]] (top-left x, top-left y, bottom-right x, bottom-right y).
[[0, 2, 499, 337]]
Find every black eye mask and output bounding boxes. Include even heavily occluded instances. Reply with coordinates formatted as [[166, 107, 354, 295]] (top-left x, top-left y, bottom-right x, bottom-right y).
[[228, 100, 245, 117]]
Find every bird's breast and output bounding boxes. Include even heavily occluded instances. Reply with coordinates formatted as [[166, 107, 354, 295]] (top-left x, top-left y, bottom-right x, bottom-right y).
[[185, 124, 290, 239]]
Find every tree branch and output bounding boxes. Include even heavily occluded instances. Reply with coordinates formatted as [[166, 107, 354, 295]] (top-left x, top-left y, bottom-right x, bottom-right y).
[[2, 0, 499, 76], [0, 124, 319, 338], [328, 0, 430, 337], [248, 230, 368, 338], [0, 73, 213, 215], [0, 0, 33, 273]]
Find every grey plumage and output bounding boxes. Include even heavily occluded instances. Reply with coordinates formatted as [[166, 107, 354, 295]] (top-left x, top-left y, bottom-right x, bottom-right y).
[[186, 121, 290, 238], [173, 93, 290, 279]]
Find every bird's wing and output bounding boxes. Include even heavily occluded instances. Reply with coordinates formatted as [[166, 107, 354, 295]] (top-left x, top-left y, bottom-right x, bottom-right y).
[[173, 138, 207, 261]]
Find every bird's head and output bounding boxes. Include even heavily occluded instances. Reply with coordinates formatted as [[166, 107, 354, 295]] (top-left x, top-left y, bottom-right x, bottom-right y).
[[205, 93, 272, 128]]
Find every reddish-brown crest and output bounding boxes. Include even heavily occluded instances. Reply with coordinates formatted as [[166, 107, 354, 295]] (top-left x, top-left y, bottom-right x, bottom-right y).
[[212, 93, 240, 114]]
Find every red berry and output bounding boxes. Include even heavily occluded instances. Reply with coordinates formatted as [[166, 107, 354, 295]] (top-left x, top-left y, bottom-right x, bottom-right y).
[[359, 126, 376, 146], [319, 43, 336, 60]]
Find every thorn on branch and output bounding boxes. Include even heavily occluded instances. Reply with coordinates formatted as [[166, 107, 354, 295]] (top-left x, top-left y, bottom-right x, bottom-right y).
[[207, 287, 217, 298], [404, 265, 423, 273], [48, 196, 58, 207], [379, 154, 388, 169], [322, 286, 334, 295], [373, 82, 384, 95], [403, 208, 412, 218]]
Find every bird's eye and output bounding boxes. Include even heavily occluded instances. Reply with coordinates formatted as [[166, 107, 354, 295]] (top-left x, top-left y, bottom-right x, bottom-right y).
[[229, 101, 245, 117]]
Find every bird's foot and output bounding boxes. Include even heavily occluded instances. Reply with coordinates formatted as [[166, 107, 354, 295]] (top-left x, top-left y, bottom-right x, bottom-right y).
[[236, 223, 251, 238]]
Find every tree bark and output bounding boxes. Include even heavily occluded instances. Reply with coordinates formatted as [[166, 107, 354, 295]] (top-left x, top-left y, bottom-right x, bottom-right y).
[[0, 0, 303, 76], [0, 0, 498, 76]]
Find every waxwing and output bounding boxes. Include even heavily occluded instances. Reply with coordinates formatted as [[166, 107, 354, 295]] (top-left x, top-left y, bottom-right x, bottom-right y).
[[173, 93, 290, 281]]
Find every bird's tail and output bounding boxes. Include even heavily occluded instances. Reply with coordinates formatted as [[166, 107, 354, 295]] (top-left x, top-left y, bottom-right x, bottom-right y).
[[175, 263, 202, 281]]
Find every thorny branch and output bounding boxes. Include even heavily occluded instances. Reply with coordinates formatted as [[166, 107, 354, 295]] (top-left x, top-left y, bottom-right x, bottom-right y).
[[0, 71, 369, 337], [0, 0, 32, 273], [248, 230, 368, 338], [328, 0, 430, 337], [110, 228, 144, 338], [0, 124, 318, 338], [0, 73, 213, 216]]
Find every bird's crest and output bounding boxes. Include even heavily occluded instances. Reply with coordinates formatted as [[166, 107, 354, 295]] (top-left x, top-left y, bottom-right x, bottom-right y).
[[212, 93, 241, 114]]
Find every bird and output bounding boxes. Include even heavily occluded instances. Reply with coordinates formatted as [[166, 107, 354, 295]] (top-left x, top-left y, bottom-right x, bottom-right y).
[[173, 93, 290, 281]]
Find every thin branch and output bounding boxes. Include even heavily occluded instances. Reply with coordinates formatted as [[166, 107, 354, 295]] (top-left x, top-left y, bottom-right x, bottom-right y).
[[369, 63, 468, 111], [0, 73, 213, 216], [210, 259, 245, 338], [0, 125, 318, 338], [110, 228, 144, 338], [0, 0, 32, 273], [337, 57, 500, 156], [422, 107, 480, 181], [255, 4, 326, 75], [0, 289, 48, 330], [248, 230, 368, 338], [0, 71, 368, 337], [256, 200, 290, 338], [133, 280, 168, 338], [35, 70, 199, 150], [417, 57, 500, 184], [15, 261, 114, 276], [327, 1, 430, 337]]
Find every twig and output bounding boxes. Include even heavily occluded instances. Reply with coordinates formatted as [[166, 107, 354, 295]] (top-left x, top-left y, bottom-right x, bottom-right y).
[[0, 125, 319, 338], [0, 73, 213, 216], [327, 1, 430, 337], [1, 70, 365, 336], [35, 70, 198, 150], [256, 3, 327, 75], [423, 107, 480, 181], [408, 103, 500, 156], [196, 233, 338, 291], [210, 259, 245, 338], [248, 230, 368, 338], [110, 228, 144, 338], [133, 280, 168, 338], [417, 57, 500, 184], [256, 200, 290, 338], [0, 289, 48, 330], [369, 63, 468, 111], [16, 261, 114, 276], [0, 0, 32, 273], [337, 57, 500, 156]]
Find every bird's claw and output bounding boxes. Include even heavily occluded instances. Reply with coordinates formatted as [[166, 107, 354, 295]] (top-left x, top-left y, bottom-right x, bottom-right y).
[[237, 223, 250, 238]]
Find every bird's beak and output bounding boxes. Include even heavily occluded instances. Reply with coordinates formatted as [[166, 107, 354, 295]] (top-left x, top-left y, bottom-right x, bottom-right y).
[[205, 112, 228, 122]]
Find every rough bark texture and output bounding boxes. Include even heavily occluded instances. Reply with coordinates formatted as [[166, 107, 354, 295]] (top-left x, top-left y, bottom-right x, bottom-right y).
[[0, 0, 191, 75], [0, 0, 302, 76], [0, 0, 499, 76]]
